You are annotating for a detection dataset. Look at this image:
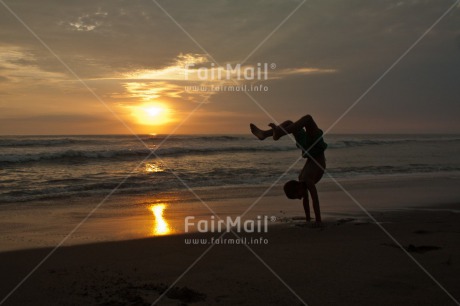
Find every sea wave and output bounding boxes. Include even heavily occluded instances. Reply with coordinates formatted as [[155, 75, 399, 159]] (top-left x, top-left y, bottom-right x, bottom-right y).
[[0, 138, 101, 147], [0, 145, 297, 164], [1, 135, 459, 149], [0, 135, 248, 148], [2, 135, 460, 164], [2, 164, 459, 203], [328, 137, 460, 149], [331, 165, 460, 175], [140, 135, 246, 142]]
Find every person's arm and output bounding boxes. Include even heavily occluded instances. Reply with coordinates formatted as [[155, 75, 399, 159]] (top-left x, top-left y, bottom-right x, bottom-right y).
[[303, 196, 311, 222], [306, 180, 321, 224]]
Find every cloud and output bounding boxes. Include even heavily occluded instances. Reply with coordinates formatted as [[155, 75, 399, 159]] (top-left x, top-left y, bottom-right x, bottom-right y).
[[120, 82, 184, 100], [0, 113, 124, 134], [0, 46, 67, 83], [66, 10, 108, 32], [273, 67, 337, 78], [120, 53, 337, 81], [0, 0, 317, 77], [122, 53, 208, 81], [22, 114, 102, 122]]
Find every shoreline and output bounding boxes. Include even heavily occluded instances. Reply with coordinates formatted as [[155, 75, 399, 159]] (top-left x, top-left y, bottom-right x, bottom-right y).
[[1, 170, 459, 205], [0, 173, 459, 253]]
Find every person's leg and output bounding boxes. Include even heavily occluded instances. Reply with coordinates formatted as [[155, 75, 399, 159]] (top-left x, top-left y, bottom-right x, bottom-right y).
[[250, 120, 293, 140], [271, 115, 319, 140], [249, 123, 272, 140]]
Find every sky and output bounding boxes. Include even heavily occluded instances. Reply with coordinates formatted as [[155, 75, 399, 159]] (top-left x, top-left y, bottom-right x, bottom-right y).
[[0, 0, 459, 135]]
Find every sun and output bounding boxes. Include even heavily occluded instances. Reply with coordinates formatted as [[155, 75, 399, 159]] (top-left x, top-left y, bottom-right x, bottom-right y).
[[131, 103, 171, 126]]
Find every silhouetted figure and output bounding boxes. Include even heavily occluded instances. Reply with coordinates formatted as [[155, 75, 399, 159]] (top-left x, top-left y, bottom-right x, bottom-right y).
[[250, 115, 327, 225]]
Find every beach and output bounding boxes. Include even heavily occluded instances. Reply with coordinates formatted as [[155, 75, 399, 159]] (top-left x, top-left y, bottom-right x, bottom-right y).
[[1, 174, 459, 305], [2, 0, 460, 304]]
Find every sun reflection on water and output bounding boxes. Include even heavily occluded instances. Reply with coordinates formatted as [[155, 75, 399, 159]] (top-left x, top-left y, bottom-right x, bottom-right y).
[[145, 162, 164, 173], [150, 204, 171, 236]]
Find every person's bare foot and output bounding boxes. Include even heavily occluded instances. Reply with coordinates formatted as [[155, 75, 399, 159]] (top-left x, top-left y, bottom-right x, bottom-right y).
[[250, 123, 266, 140], [268, 123, 282, 140]]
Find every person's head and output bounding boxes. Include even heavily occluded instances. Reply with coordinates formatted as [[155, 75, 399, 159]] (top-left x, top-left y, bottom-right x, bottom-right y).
[[283, 180, 306, 200]]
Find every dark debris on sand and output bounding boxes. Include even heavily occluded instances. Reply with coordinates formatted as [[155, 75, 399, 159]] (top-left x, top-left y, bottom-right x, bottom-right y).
[[69, 267, 206, 305], [381, 243, 442, 254], [96, 282, 206, 305], [165, 286, 207, 303], [407, 244, 442, 254]]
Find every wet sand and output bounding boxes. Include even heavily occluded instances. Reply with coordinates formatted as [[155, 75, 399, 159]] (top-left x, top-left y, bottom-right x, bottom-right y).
[[0, 207, 459, 305]]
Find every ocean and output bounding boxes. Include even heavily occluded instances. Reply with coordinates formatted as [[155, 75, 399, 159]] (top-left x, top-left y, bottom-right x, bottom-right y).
[[1, 134, 460, 203]]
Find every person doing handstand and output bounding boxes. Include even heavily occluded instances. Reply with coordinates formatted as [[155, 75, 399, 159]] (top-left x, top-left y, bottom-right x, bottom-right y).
[[250, 115, 327, 225]]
